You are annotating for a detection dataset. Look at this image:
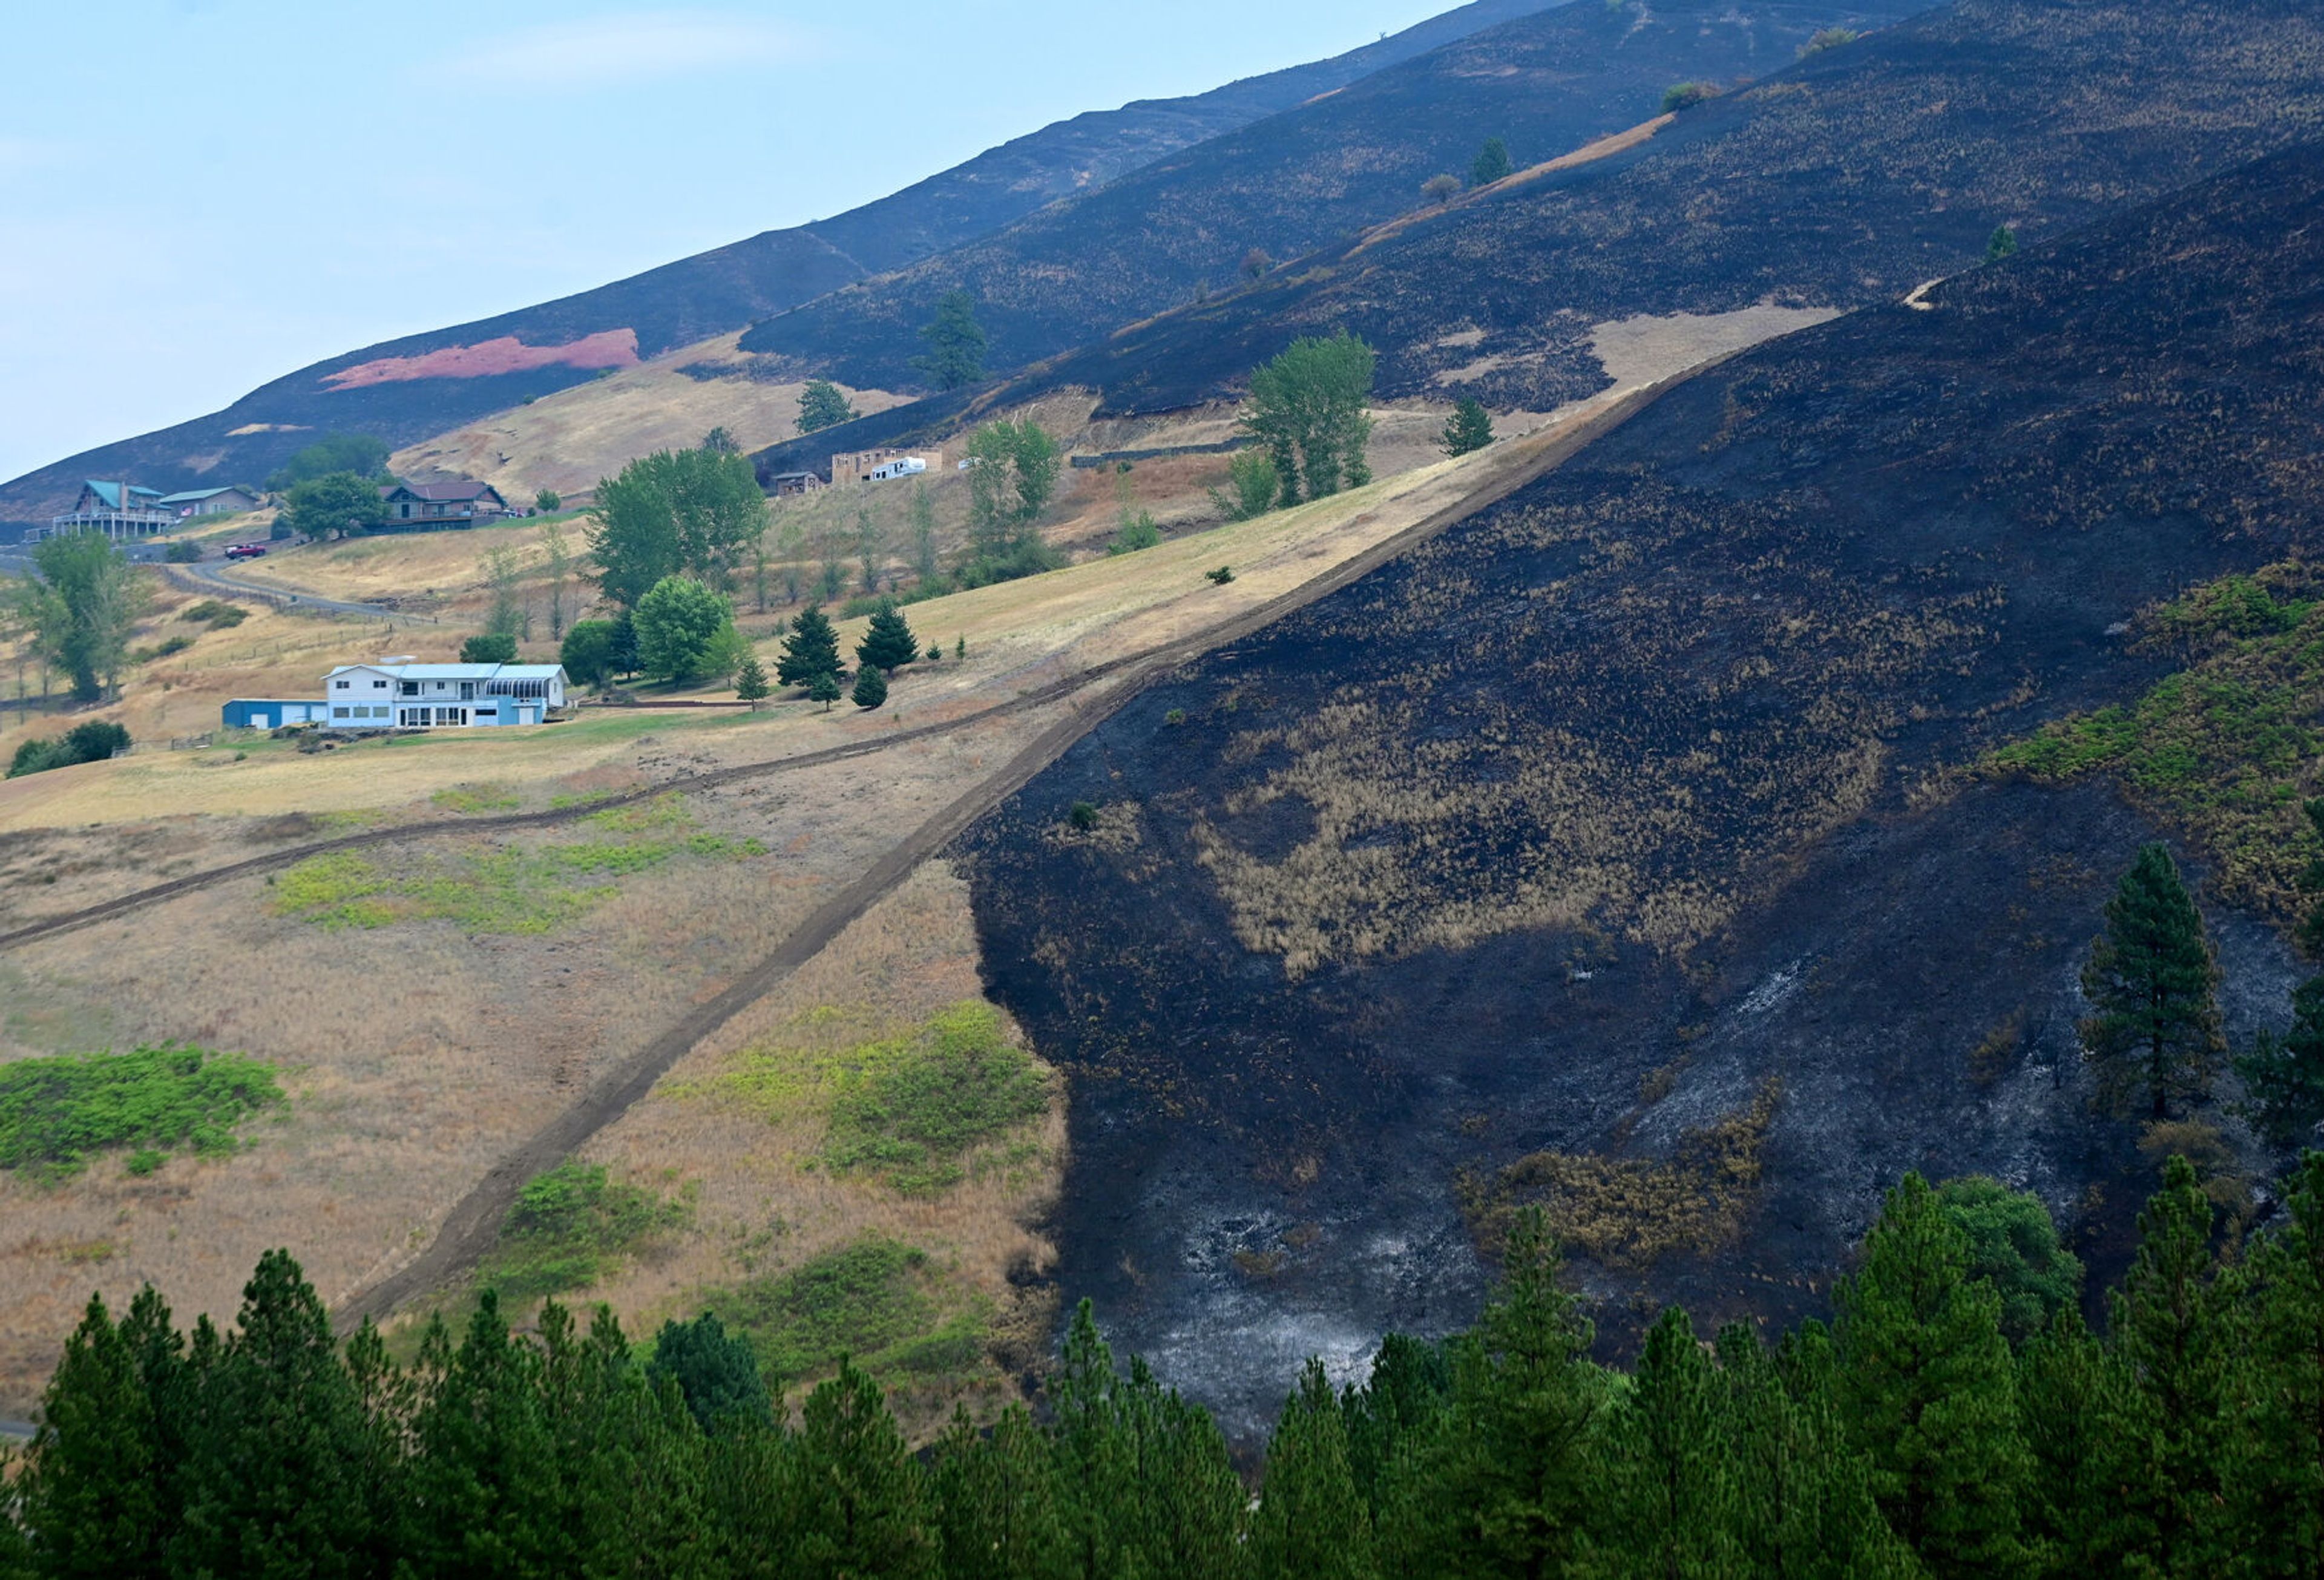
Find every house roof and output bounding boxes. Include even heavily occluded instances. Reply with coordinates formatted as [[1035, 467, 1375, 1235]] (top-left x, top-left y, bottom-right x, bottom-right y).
[[324, 661, 566, 682], [82, 480, 165, 508], [156, 486, 255, 505], [379, 481, 505, 504]]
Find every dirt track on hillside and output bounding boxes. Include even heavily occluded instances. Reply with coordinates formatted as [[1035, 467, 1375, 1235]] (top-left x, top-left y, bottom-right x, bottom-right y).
[[1, 373, 1690, 1326]]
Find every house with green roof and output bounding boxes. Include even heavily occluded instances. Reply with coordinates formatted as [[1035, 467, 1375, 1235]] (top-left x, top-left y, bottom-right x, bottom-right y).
[[37, 479, 177, 542], [157, 485, 261, 518]]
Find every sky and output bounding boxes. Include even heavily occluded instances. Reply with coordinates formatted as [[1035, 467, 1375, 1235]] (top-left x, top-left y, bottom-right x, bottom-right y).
[[0, 0, 1459, 484]]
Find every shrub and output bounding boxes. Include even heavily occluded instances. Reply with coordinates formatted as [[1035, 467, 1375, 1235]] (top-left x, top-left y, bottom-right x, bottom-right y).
[[534, 488, 561, 512], [1108, 513, 1163, 556], [1799, 25, 1859, 54], [1212, 450, 1282, 521], [1422, 173, 1462, 206], [1165, 708, 1187, 727], [5, 721, 130, 778], [822, 1003, 1052, 1195], [163, 540, 203, 563], [0, 1044, 283, 1178], [1206, 566, 1235, 585], [716, 1239, 955, 1382], [481, 1160, 690, 1302], [459, 632, 518, 665], [180, 598, 248, 628], [1661, 82, 1714, 112], [1068, 801, 1100, 831]]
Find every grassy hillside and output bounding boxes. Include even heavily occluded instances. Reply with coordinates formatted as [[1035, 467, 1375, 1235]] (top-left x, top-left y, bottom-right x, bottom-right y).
[[738, 0, 1922, 388], [957, 136, 2324, 1424], [0, 0, 1547, 529]]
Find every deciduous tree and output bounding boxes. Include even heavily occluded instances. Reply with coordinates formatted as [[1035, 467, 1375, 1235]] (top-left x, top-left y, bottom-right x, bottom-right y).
[[587, 447, 768, 608], [1241, 331, 1376, 504], [280, 471, 387, 542], [634, 575, 732, 685]]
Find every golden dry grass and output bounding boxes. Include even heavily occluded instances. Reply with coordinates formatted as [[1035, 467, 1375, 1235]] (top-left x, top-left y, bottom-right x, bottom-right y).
[[548, 859, 1063, 1436], [390, 330, 908, 502], [0, 695, 1082, 1417]]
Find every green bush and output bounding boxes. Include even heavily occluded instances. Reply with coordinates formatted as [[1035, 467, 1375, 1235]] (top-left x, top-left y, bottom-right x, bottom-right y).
[[5, 721, 131, 779], [0, 1044, 283, 1179], [481, 1160, 691, 1302], [714, 1239, 986, 1383], [822, 1004, 1051, 1195], [163, 540, 204, 563], [1662, 82, 1713, 113], [459, 632, 519, 665], [180, 599, 249, 628]]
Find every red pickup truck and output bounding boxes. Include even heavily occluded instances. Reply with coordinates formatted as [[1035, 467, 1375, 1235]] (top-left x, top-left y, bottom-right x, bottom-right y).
[[223, 543, 269, 560]]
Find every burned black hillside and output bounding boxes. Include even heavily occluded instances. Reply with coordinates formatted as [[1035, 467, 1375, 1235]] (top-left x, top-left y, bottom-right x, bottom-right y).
[[957, 138, 2324, 1434]]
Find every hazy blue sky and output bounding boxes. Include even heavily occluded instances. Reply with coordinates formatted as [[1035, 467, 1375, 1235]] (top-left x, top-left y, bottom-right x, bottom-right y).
[[0, 1, 1457, 483]]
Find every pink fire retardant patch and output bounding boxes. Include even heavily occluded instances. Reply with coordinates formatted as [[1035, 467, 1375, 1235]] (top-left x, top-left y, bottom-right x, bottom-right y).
[[321, 328, 640, 389]]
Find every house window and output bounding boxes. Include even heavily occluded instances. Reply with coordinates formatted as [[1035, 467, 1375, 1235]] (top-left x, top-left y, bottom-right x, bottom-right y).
[[333, 707, 349, 720], [335, 680, 349, 689], [372, 680, 387, 689]]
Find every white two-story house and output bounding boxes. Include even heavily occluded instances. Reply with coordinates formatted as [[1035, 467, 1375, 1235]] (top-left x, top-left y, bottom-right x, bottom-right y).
[[323, 659, 568, 728]]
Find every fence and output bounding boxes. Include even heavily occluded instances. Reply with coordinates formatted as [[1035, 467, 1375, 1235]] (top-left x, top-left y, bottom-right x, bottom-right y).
[[1068, 437, 1254, 469]]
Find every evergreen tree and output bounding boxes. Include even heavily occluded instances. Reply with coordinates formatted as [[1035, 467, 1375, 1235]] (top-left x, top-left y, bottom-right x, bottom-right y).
[[402, 1294, 562, 1576], [789, 1363, 938, 1579], [171, 1250, 383, 1579], [1441, 398, 1494, 457], [2015, 1306, 2159, 1576], [776, 606, 843, 689], [1342, 1332, 1452, 1513], [1987, 225, 2020, 261], [608, 611, 639, 678], [2110, 1154, 2233, 1574], [913, 289, 988, 390], [648, 1311, 773, 1434], [734, 654, 770, 709], [2231, 1149, 2324, 1575], [1393, 1207, 1600, 1576], [2079, 843, 2222, 1118], [798, 379, 858, 434], [1251, 1359, 1373, 1580], [1591, 1305, 1742, 1575], [18, 1294, 163, 1578], [543, 1304, 712, 1578], [1715, 1323, 1915, 1579], [1471, 137, 1512, 186], [855, 600, 920, 673], [809, 671, 842, 711], [2239, 983, 2324, 1144], [931, 1405, 1071, 1580], [1835, 1172, 2030, 1578], [852, 666, 888, 709]]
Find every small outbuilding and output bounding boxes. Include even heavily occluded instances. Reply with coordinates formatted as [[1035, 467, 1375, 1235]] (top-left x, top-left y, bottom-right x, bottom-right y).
[[222, 698, 332, 730]]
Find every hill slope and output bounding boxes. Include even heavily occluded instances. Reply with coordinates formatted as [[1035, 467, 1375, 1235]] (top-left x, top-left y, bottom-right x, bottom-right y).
[[0, 0, 1546, 529], [956, 136, 2324, 1431], [737, 0, 1925, 388], [780, 0, 2324, 461]]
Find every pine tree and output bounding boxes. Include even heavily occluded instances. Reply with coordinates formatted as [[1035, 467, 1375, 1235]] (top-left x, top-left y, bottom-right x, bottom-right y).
[[913, 290, 988, 390], [1716, 1323, 1915, 1579], [1342, 1332, 1452, 1513], [1835, 1172, 2030, 1578], [2231, 1149, 2324, 1574], [648, 1311, 773, 1435], [2079, 843, 2222, 1118], [1591, 1305, 1742, 1575], [852, 665, 888, 710], [402, 1294, 562, 1575], [2241, 980, 2324, 1144], [734, 654, 771, 710], [1441, 398, 1495, 457], [1251, 1359, 1374, 1580], [931, 1405, 1071, 1580], [1471, 136, 1512, 186], [18, 1293, 163, 1578], [809, 671, 842, 711], [2015, 1306, 2159, 1576], [2110, 1154, 2232, 1574], [789, 1363, 939, 1579], [856, 600, 919, 674], [172, 1250, 382, 1579], [1397, 1207, 1600, 1576], [776, 606, 843, 689]]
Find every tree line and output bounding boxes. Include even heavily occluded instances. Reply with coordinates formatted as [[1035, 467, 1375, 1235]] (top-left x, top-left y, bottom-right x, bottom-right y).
[[4, 1148, 2322, 1578]]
